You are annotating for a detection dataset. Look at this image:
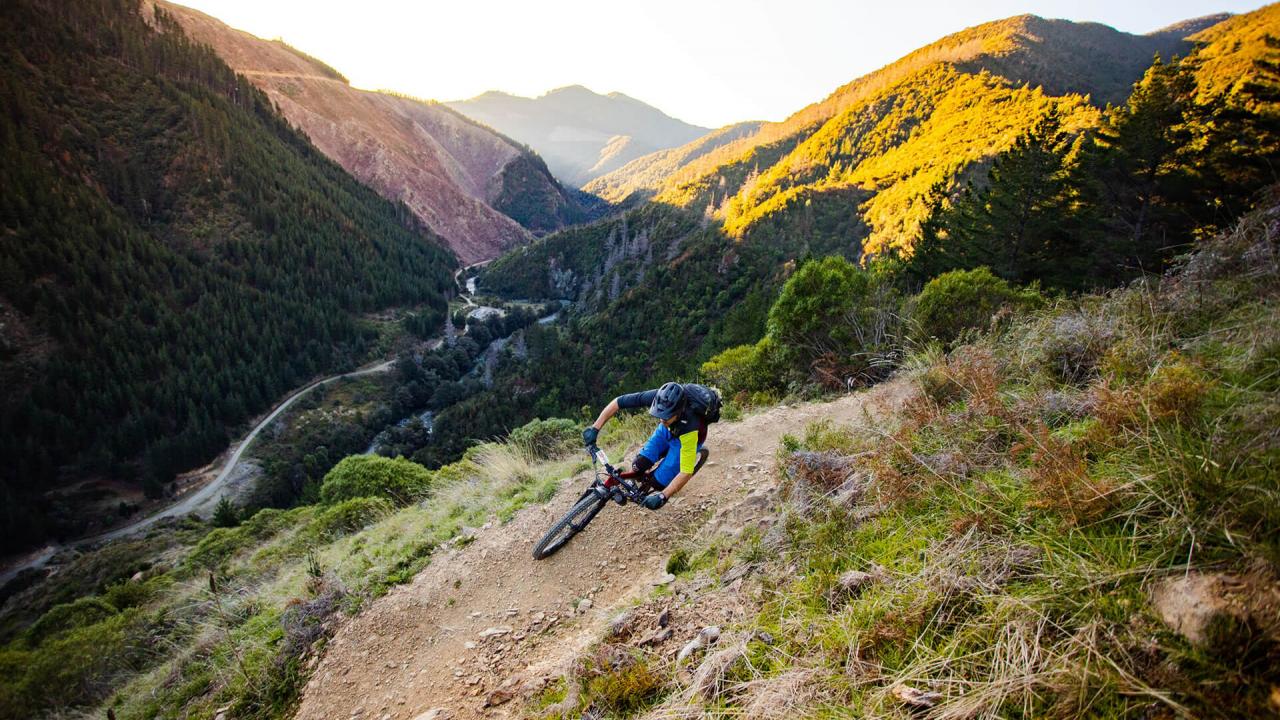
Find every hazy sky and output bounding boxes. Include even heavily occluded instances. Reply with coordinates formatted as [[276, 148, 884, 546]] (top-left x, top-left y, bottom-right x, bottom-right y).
[[172, 0, 1267, 128]]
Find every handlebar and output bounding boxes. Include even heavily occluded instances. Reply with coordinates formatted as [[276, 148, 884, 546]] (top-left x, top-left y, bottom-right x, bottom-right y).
[[586, 445, 646, 502], [588, 444, 610, 467]]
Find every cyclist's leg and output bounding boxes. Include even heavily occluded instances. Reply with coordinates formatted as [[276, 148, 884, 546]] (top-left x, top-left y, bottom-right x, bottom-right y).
[[652, 438, 707, 488], [636, 423, 670, 470], [652, 449, 680, 488]]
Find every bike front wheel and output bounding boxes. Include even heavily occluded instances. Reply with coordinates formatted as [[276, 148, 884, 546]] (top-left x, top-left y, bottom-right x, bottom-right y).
[[532, 490, 607, 560]]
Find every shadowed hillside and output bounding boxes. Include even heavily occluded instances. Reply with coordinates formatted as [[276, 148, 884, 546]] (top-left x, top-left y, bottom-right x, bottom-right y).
[[159, 1, 593, 262], [0, 0, 456, 552]]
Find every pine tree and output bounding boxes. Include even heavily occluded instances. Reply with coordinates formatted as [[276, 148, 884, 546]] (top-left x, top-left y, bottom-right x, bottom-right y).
[[910, 110, 1085, 287], [1082, 58, 1199, 273], [211, 496, 240, 527]]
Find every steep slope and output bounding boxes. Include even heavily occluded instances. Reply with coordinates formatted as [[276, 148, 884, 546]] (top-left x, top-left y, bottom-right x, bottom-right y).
[[447, 85, 711, 187], [293, 383, 908, 720], [159, 1, 588, 263], [309, 190, 1278, 720], [589, 13, 1229, 253], [1187, 3, 1280, 99], [0, 0, 456, 552]]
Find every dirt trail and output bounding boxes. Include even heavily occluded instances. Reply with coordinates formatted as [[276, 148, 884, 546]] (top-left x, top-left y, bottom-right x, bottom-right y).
[[295, 382, 907, 720]]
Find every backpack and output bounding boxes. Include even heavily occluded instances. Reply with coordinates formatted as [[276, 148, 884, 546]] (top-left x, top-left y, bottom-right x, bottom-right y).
[[683, 383, 722, 425]]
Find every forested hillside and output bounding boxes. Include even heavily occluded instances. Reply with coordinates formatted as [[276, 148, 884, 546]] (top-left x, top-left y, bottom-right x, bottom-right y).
[[0, 0, 456, 552], [588, 12, 1226, 249]]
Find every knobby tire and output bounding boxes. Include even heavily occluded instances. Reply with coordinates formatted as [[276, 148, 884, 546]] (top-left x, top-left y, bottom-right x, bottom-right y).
[[532, 490, 607, 560]]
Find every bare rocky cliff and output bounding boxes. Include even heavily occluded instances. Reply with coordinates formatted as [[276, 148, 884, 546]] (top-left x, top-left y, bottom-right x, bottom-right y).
[[157, 1, 583, 263]]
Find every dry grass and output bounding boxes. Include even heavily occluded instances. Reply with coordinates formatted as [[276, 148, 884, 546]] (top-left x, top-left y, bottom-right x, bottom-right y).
[[1013, 423, 1115, 526]]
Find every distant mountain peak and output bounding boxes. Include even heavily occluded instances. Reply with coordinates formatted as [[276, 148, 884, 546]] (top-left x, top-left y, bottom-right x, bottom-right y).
[[1147, 13, 1233, 39], [543, 84, 597, 97], [448, 85, 710, 186]]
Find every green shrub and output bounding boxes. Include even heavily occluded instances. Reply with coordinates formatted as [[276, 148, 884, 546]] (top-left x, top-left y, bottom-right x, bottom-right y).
[[4, 609, 150, 717], [240, 507, 296, 539], [101, 578, 156, 611], [800, 419, 863, 455], [313, 497, 394, 539], [186, 526, 252, 571], [912, 267, 1044, 347], [918, 362, 964, 406], [768, 256, 869, 351], [319, 455, 434, 506], [701, 337, 786, 396], [507, 417, 578, 460], [211, 496, 240, 528], [1145, 356, 1210, 423], [766, 255, 904, 386], [584, 655, 666, 713], [666, 549, 691, 575], [23, 596, 118, 647]]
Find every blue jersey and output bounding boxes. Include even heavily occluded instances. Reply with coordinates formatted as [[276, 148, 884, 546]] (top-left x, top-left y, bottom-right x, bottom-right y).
[[615, 384, 710, 475]]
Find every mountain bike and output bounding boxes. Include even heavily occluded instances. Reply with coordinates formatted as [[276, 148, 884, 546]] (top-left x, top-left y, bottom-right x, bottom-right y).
[[531, 445, 707, 560]]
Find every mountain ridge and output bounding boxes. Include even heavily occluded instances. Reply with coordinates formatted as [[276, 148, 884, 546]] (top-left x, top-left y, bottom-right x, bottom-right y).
[[587, 11, 1233, 232], [447, 84, 711, 187], [586, 9, 1233, 252], [157, 0, 589, 263]]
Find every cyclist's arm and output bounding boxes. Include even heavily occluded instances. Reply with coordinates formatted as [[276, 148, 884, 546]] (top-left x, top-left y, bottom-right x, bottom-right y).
[[589, 398, 620, 431], [662, 472, 693, 499], [593, 389, 659, 430]]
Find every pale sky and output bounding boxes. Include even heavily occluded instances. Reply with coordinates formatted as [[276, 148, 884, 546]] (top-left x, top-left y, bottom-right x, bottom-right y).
[[172, 0, 1268, 128]]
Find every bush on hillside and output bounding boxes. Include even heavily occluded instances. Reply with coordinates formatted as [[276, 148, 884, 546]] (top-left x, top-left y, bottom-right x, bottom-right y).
[[507, 418, 578, 460], [701, 337, 785, 397], [767, 256, 870, 355], [319, 455, 433, 506], [911, 267, 1045, 347], [211, 497, 240, 528], [767, 256, 904, 388], [23, 597, 118, 647], [313, 497, 394, 539]]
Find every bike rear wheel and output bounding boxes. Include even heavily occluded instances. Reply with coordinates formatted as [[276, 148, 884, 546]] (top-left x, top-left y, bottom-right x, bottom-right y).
[[532, 490, 608, 560]]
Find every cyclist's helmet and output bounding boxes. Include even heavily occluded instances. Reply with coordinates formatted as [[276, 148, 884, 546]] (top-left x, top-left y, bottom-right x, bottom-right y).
[[648, 382, 686, 420]]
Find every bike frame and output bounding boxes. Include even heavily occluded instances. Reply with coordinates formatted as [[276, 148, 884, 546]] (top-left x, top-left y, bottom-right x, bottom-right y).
[[588, 446, 653, 505]]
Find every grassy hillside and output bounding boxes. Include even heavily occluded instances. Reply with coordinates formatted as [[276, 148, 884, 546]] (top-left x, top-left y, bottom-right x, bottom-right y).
[[0, 0, 456, 552], [528, 190, 1280, 720], [6, 192, 1272, 720], [0, 414, 655, 719]]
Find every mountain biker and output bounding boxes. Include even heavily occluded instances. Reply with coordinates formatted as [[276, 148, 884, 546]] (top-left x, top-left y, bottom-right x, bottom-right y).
[[582, 382, 720, 511]]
